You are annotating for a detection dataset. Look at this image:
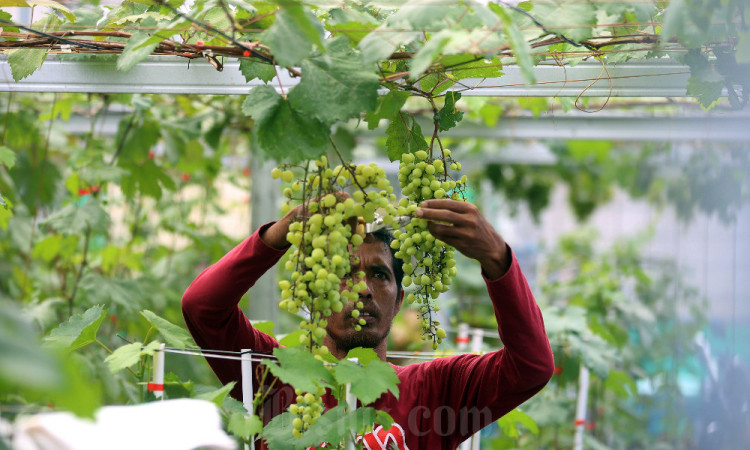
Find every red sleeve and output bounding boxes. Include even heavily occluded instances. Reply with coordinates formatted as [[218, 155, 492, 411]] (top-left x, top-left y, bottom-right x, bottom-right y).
[[398, 246, 554, 446], [181, 223, 286, 396]]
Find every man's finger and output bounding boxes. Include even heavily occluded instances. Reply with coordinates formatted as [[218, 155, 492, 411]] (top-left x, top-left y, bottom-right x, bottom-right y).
[[420, 198, 472, 212], [415, 207, 465, 225]]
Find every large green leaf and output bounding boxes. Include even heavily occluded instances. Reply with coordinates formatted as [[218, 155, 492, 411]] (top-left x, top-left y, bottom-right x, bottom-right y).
[[242, 85, 330, 162], [195, 382, 236, 408], [288, 58, 380, 125], [409, 31, 451, 80], [262, 4, 321, 67], [26, 0, 76, 22], [531, 0, 596, 43], [0, 301, 63, 392], [261, 346, 334, 393], [104, 340, 161, 374], [117, 32, 161, 72], [42, 305, 107, 351], [385, 111, 429, 161], [7, 48, 48, 81], [497, 408, 539, 438], [227, 413, 263, 439], [435, 92, 463, 132], [140, 310, 198, 350], [359, 30, 420, 66], [239, 59, 276, 83], [300, 405, 377, 447], [0, 146, 16, 169], [441, 55, 503, 80], [120, 160, 176, 200], [261, 412, 299, 447], [492, 5, 536, 84], [364, 90, 410, 130], [41, 199, 110, 235], [332, 359, 399, 405]]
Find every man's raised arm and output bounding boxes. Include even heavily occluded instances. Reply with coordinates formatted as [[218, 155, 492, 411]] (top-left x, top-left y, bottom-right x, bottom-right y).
[[413, 199, 554, 443]]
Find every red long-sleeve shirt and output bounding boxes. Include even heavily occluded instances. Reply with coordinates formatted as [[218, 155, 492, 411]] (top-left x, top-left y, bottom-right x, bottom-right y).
[[182, 223, 554, 449]]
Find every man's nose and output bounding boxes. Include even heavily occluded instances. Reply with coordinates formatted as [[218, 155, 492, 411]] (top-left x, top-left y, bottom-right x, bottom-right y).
[[357, 274, 373, 300]]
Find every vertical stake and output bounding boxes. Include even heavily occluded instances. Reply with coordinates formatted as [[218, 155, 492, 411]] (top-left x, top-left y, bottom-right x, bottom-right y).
[[150, 343, 165, 400], [573, 364, 590, 450], [456, 323, 470, 351], [345, 357, 358, 450], [469, 328, 484, 450], [242, 349, 255, 449]]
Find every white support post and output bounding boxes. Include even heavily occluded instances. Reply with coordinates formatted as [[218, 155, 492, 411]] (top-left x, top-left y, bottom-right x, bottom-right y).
[[573, 365, 590, 450], [345, 358, 358, 450], [456, 323, 470, 351], [150, 343, 165, 400], [469, 329, 484, 450], [241, 349, 256, 449]]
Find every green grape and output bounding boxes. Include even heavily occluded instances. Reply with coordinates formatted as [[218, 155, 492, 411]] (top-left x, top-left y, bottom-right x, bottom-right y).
[[395, 148, 467, 347]]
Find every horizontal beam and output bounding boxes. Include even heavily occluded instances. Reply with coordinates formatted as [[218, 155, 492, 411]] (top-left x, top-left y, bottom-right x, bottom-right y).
[[0, 56, 693, 97], [60, 109, 750, 142], [433, 112, 750, 142]]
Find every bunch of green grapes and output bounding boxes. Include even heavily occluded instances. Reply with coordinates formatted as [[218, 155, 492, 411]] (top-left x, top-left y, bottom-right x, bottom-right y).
[[272, 157, 397, 356], [289, 387, 326, 437], [393, 149, 466, 348]]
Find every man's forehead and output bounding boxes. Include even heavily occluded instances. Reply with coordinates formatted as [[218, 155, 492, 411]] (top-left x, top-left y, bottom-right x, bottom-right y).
[[354, 237, 393, 267]]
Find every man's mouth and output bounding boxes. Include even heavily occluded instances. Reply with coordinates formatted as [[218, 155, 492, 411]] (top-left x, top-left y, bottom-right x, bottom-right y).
[[359, 311, 376, 324]]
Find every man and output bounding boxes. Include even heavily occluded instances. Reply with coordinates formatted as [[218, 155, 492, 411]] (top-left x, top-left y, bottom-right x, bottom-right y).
[[182, 198, 554, 449]]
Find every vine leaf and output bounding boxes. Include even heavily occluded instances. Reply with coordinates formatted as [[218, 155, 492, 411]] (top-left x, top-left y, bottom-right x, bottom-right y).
[[0, 146, 16, 169], [530, 0, 596, 44], [436, 92, 464, 132], [42, 304, 106, 351], [261, 346, 335, 393], [262, 412, 299, 447], [497, 408, 539, 438], [25, 0, 76, 22], [262, 3, 322, 67], [117, 32, 161, 73], [195, 382, 236, 408], [41, 199, 110, 235], [140, 310, 198, 350], [239, 59, 276, 83], [442, 55, 503, 80], [492, 5, 536, 84], [385, 111, 429, 162], [288, 58, 380, 125], [104, 341, 161, 374], [359, 30, 420, 66], [298, 405, 377, 447], [228, 413, 263, 439], [410, 31, 451, 80], [332, 359, 400, 405], [364, 90, 410, 130], [8, 48, 48, 81], [120, 160, 176, 200], [242, 85, 329, 162]]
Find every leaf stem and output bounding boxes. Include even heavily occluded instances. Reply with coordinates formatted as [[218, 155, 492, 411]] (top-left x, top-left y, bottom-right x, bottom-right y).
[[97, 339, 139, 379], [67, 225, 91, 318], [2, 91, 12, 146]]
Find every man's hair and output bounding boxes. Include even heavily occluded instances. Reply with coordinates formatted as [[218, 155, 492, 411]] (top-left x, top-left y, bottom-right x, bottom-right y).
[[368, 228, 404, 296]]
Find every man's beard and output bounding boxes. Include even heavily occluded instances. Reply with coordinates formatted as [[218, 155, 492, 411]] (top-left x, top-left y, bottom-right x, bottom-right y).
[[331, 326, 390, 354]]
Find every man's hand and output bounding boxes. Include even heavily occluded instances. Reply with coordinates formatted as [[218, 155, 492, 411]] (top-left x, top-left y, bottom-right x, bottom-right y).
[[416, 199, 511, 280]]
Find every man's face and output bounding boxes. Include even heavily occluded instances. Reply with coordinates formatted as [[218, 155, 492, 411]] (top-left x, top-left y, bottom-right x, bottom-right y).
[[322, 235, 403, 358]]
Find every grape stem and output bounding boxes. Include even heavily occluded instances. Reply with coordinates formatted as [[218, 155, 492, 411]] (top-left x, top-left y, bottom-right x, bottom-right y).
[[329, 136, 367, 194]]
